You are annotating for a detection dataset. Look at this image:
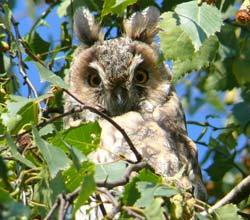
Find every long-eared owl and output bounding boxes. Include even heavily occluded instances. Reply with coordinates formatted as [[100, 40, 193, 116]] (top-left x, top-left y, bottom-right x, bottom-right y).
[[64, 6, 207, 218]]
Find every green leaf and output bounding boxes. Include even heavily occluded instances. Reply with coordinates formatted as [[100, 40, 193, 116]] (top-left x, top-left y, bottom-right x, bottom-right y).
[[214, 204, 243, 220], [57, 0, 102, 17], [95, 160, 127, 183], [33, 127, 71, 178], [6, 135, 35, 168], [39, 124, 55, 137], [123, 169, 162, 206], [144, 198, 165, 220], [172, 36, 219, 82], [26, 31, 50, 61], [159, 12, 219, 82], [135, 182, 178, 208], [35, 62, 69, 89], [1, 4, 12, 33], [159, 12, 195, 60], [51, 122, 101, 155], [175, 1, 223, 50], [1, 95, 50, 133], [63, 161, 95, 191], [233, 102, 250, 130], [0, 187, 30, 219], [102, 0, 137, 17], [74, 171, 96, 214], [232, 58, 250, 85], [206, 149, 234, 181]]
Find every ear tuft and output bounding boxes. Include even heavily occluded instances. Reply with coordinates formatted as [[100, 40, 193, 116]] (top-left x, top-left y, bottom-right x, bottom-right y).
[[74, 8, 103, 46], [123, 6, 160, 44]]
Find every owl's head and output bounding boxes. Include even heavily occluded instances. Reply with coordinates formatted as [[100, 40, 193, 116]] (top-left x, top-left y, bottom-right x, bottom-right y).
[[67, 7, 172, 118]]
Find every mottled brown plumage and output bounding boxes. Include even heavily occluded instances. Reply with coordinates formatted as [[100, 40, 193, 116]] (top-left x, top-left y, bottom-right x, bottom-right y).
[[64, 6, 207, 219]]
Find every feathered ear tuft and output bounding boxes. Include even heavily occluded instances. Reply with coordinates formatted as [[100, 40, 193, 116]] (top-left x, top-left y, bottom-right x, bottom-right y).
[[73, 8, 103, 46], [123, 6, 160, 44]]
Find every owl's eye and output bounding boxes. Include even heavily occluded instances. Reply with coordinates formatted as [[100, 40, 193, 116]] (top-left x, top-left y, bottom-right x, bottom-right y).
[[134, 70, 148, 84], [88, 73, 101, 87]]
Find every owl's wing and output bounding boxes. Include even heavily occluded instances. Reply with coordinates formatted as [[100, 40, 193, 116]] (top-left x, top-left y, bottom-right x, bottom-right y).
[[89, 108, 206, 200], [152, 90, 207, 200]]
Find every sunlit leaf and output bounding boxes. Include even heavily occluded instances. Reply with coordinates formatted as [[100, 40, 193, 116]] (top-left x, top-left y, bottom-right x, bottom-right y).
[[35, 62, 69, 89], [175, 1, 223, 50], [135, 181, 178, 207], [74, 171, 96, 214], [102, 0, 137, 17], [144, 198, 165, 220], [123, 169, 162, 206], [95, 160, 127, 183], [214, 204, 243, 220], [159, 12, 194, 60], [26, 31, 50, 61], [33, 127, 71, 178], [63, 161, 95, 191], [51, 122, 101, 154]]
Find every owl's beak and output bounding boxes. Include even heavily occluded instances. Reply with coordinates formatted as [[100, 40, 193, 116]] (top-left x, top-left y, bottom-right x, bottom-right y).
[[113, 86, 128, 107], [107, 86, 129, 116]]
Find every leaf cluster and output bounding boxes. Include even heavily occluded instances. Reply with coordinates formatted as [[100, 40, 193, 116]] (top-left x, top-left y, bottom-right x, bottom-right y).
[[0, 0, 249, 219]]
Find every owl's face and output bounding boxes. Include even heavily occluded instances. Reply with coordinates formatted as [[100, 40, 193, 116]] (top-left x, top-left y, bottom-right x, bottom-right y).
[[67, 7, 171, 118]]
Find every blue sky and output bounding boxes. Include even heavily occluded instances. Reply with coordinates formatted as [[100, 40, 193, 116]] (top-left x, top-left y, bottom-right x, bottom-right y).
[[11, 0, 246, 180]]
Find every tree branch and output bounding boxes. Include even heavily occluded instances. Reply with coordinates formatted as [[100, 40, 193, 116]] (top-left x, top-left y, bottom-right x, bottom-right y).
[[63, 89, 142, 162], [208, 175, 250, 213]]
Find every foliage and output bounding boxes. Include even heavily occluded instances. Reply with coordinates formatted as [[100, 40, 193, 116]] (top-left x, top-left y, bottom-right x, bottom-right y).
[[0, 0, 249, 219]]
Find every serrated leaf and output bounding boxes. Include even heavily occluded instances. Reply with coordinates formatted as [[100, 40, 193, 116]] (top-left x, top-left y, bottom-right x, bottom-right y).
[[26, 31, 50, 61], [6, 135, 35, 168], [172, 35, 219, 82], [215, 204, 243, 220], [123, 169, 162, 206], [51, 122, 101, 155], [33, 127, 71, 178], [175, 1, 223, 50], [35, 62, 69, 89], [1, 95, 50, 133], [135, 182, 178, 208], [74, 171, 96, 214], [159, 12, 195, 60], [95, 160, 127, 183], [63, 161, 95, 191], [144, 198, 165, 220]]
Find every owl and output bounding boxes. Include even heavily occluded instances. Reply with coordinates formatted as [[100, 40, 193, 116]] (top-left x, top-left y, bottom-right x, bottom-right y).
[[64, 6, 207, 218]]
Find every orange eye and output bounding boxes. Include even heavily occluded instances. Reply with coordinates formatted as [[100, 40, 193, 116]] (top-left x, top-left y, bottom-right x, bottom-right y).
[[88, 73, 101, 87], [135, 70, 148, 84]]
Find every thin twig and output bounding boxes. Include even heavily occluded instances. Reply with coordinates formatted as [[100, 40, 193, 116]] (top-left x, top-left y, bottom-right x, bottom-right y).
[[97, 187, 120, 218], [187, 120, 239, 131], [63, 89, 142, 162], [44, 197, 60, 220], [58, 194, 66, 220], [29, 2, 59, 35], [122, 206, 145, 220], [208, 175, 250, 213]]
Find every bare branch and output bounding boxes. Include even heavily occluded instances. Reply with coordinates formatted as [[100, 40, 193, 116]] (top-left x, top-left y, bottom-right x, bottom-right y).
[[208, 175, 250, 212], [5, 7, 39, 99]]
